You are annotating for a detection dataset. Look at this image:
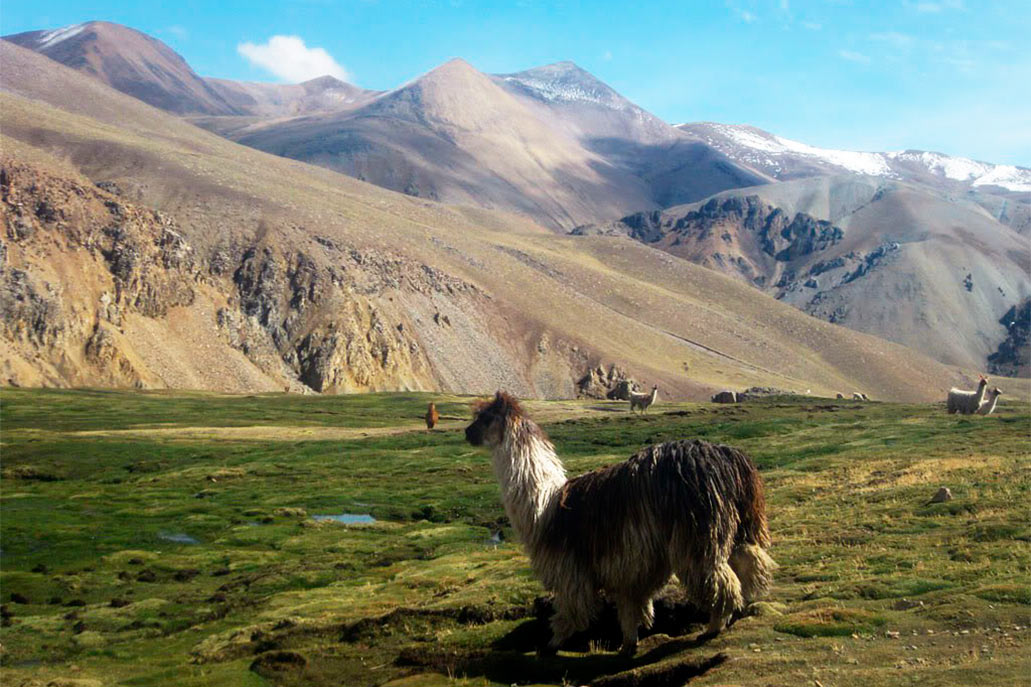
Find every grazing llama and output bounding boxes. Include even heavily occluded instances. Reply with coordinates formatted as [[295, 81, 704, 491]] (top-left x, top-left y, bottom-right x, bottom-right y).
[[947, 375, 988, 415], [465, 392, 774, 656], [629, 385, 659, 413], [977, 387, 1002, 415], [425, 402, 439, 429]]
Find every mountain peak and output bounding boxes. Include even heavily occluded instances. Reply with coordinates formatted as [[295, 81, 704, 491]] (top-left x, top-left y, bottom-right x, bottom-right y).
[[493, 61, 629, 110]]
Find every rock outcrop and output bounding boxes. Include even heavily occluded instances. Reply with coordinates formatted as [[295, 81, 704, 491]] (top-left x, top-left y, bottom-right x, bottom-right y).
[[987, 299, 1030, 378], [576, 364, 639, 399]]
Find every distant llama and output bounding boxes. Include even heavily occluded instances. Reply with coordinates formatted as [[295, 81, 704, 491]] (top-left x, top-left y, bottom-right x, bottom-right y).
[[466, 392, 774, 656], [425, 402, 440, 429], [947, 375, 988, 415], [629, 385, 659, 413], [977, 387, 1002, 415]]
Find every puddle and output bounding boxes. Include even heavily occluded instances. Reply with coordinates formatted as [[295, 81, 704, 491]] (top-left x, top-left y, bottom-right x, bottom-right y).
[[312, 513, 376, 524], [158, 532, 200, 544]]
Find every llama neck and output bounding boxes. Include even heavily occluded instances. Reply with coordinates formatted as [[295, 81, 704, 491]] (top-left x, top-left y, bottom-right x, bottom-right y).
[[491, 417, 566, 544], [649, 388, 658, 404], [975, 382, 987, 404], [980, 392, 999, 413]]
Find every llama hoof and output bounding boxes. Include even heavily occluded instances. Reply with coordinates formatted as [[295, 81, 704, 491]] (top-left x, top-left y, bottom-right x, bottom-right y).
[[697, 629, 720, 643], [618, 642, 638, 657], [727, 607, 749, 628]]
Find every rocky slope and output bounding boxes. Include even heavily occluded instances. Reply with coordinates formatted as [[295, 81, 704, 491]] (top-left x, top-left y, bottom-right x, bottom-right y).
[[0, 158, 474, 392], [580, 176, 1030, 370]]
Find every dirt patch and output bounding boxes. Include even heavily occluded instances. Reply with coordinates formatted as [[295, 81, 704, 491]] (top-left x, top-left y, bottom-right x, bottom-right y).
[[342, 604, 529, 643], [250, 650, 308, 677]]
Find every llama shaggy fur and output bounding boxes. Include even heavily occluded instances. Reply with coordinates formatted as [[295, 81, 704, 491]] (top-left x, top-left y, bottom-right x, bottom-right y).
[[629, 385, 659, 413], [947, 376, 988, 414], [977, 387, 1002, 415], [465, 392, 774, 656]]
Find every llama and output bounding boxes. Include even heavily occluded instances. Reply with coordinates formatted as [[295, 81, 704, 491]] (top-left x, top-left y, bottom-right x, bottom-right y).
[[977, 387, 1002, 415], [852, 392, 868, 401], [629, 385, 659, 413], [836, 393, 845, 399], [425, 402, 439, 429], [465, 392, 774, 656], [947, 375, 988, 415]]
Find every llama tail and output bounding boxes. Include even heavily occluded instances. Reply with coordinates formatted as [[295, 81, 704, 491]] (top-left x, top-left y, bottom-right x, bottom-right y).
[[737, 461, 770, 549]]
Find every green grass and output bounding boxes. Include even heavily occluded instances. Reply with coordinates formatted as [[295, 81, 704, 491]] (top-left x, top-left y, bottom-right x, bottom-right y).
[[1, 389, 1029, 686]]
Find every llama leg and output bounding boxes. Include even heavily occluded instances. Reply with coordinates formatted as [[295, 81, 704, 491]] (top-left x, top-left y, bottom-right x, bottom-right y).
[[699, 561, 744, 638], [615, 595, 652, 656], [729, 543, 775, 606], [545, 589, 596, 654]]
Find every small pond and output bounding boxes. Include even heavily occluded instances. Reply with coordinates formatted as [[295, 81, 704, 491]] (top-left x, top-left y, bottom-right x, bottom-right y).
[[158, 532, 200, 544], [312, 513, 376, 524]]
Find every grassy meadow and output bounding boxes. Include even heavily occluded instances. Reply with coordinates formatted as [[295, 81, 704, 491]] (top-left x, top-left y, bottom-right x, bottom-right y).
[[0, 388, 1028, 686]]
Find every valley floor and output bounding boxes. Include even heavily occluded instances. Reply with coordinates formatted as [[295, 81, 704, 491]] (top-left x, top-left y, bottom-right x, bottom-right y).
[[0, 389, 1028, 686]]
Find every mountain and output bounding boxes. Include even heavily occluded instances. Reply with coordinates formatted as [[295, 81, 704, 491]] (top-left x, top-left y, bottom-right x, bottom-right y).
[[579, 175, 1030, 370], [677, 122, 1031, 233], [4, 23, 766, 230], [0, 39, 971, 400], [204, 75, 378, 117], [222, 58, 769, 230], [3, 21, 243, 115]]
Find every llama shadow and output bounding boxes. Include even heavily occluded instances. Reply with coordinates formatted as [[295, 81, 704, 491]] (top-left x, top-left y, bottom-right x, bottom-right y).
[[493, 594, 708, 654], [398, 593, 720, 686]]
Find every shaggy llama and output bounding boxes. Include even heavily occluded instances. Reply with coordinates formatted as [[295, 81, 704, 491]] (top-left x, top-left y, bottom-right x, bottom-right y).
[[947, 375, 988, 414], [465, 392, 774, 656], [629, 385, 659, 413]]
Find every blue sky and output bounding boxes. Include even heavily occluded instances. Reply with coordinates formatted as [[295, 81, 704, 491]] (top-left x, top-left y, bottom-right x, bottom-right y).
[[4, 1, 1029, 165]]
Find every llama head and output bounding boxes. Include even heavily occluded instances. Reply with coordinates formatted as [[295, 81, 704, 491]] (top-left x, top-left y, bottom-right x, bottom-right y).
[[465, 391, 524, 447], [978, 375, 988, 387]]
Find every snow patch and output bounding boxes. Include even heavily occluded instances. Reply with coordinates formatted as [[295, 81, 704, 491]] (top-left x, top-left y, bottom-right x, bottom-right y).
[[36, 23, 87, 50], [887, 151, 990, 181], [715, 124, 893, 176], [695, 123, 1030, 191], [502, 76, 625, 109], [971, 165, 1031, 193]]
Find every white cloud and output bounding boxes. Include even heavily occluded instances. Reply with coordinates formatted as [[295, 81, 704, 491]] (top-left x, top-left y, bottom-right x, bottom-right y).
[[838, 49, 871, 64], [238, 35, 350, 83]]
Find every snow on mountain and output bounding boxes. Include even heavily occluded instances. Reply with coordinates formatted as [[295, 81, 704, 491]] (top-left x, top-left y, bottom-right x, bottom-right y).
[[34, 23, 87, 49], [711, 124, 893, 176], [970, 166, 1031, 193], [496, 62, 632, 111], [679, 122, 1031, 193]]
